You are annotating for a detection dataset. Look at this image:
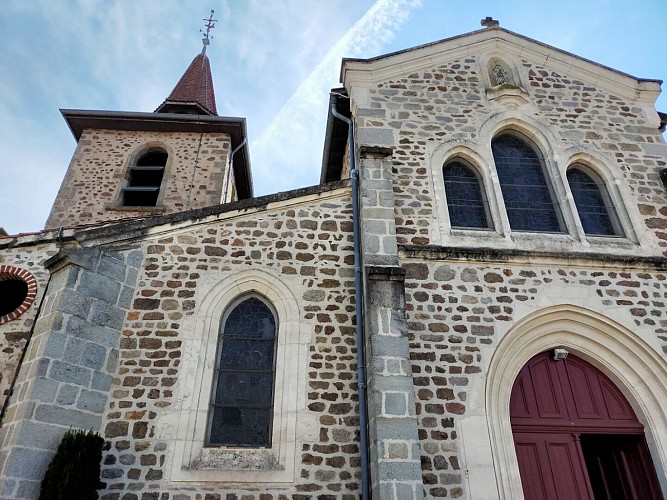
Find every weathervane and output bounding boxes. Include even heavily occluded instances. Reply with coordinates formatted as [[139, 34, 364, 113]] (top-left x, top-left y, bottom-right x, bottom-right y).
[[200, 9, 218, 52]]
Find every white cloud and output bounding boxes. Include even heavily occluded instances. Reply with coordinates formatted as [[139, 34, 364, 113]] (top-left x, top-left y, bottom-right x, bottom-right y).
[[250, 0, 423, 195]]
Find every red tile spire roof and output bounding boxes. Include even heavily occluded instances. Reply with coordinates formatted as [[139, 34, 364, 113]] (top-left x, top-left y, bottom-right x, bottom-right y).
[[155, 48, 218, 116]]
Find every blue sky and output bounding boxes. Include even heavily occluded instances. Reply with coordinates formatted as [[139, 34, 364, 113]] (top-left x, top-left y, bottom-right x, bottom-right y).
[[0, 0, 665, 234]]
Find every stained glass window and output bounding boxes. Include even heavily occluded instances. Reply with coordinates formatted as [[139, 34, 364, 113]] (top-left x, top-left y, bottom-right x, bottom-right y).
[[208, 296, 277, 447], [443, 161, 490, 229], [491, 134, 562, 233], [567, 167, 619, 236]]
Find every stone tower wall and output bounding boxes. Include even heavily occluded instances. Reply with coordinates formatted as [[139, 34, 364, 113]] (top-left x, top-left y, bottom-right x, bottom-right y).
[[46, 129, 232, 229]]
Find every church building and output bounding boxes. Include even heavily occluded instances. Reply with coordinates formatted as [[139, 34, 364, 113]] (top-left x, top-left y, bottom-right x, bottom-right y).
[[0, 17, 666, 500]]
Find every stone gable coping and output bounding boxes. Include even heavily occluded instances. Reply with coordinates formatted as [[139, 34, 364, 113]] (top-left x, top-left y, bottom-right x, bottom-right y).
[[341, 28, 662, 106], [0, 180, 351, 250]]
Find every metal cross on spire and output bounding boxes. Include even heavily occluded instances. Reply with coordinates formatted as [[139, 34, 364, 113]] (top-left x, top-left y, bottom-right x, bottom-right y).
[[201, 9, 218, 53]]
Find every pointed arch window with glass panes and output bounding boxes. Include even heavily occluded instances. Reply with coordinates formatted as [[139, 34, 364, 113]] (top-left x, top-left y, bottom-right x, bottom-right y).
[[207, 295, 278, 447], [567, 165, 622, 236], [491, 133, 563, 233], [443, 159, 491, 229]]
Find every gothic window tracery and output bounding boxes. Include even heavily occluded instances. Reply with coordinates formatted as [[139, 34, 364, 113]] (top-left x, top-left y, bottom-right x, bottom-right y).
[[443, 160, 490, 229], [567, 166, 621, 236], [207, 295, 277, 447], [491, 133, 562, 233]]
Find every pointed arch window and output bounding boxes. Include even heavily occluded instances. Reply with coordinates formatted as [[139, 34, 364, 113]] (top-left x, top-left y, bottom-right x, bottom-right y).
[[567, 166, 621, 236], [443, 160, 490, 229], [491, 134, 562, 233], [207, 295, 278, 447], [122, 149, 167, 207]]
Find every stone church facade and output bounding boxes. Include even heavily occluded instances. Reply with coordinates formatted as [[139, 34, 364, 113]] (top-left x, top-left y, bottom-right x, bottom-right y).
[[0, 21, 666, 500]]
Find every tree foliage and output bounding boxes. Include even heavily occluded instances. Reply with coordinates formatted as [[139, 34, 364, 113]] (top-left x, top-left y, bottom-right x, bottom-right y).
[[39, 429, 104, 500]]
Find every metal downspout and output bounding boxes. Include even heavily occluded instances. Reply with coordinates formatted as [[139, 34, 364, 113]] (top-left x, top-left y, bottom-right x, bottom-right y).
[[331, 102, 370, 500], [223, 138, 247, 204]]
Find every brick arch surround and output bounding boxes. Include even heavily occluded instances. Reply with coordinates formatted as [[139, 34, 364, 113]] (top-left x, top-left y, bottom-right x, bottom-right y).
[[483, 304, 667, 499], [0, 265, 37, 323]]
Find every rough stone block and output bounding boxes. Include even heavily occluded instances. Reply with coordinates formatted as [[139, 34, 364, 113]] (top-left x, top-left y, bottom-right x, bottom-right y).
[[385, 392, 407, 416], [82, 342, 106, 370], [58, 291, 92, 319], [65, 316, 119, 349], [15, 421, 66, 451], [77, 389, 107, 414], [97, 254, 128, 282], [92, 371, 113, 392], [49, 360, 92, 386], [89, 301, 125, 330], [1, 478, 16, 498], [34, 405, 101, 430], [42, 332, 68, 360], [16, 480, 41, 499], [118, 285, 135, 309], [4, 447, 53, 480], [56, 384, 79, 406], [377, 460, 422, 482], [30, 379, 60, 403], [106, 349, 119, 373], [125, 250, 143, 269], [32, 312, 64, 337], [370, 335, 409, 358], [358, 127, 394, 146], [372, 415, 420, 442], [62, 336, 85, 365]]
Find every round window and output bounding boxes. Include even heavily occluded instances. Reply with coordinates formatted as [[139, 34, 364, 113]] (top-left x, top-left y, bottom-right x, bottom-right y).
[[0, 266, 37, 323]]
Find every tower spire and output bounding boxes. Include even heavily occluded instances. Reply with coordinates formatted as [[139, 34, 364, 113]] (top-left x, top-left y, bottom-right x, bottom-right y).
[[154, 11, 219, 116]]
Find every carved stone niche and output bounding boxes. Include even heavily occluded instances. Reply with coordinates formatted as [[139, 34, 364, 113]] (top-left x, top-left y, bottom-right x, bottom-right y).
[[485, 57, 529, 109]]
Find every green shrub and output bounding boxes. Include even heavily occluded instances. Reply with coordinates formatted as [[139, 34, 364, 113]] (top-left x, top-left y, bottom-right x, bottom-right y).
[[39, 428, 105, 500]]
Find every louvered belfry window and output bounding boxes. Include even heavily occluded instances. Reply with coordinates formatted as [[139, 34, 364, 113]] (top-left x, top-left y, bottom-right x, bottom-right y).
[[207, 296, 278, 447], [491, 134, 562, 232], [443, 160, 490, 229], [122, 150, 167, 207]]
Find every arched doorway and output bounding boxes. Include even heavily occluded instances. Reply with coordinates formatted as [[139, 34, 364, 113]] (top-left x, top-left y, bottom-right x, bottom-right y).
[[510, 350, 662, 499]]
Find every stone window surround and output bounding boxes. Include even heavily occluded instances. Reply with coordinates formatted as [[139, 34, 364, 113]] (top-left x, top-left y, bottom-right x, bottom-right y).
[[106, 141, 174, 212], [566, 160, 626, 237], [0, 265, 37, 323], [430, 113, 648, 252], [167, 269, 305, 484], [458, 304, 667, 499]]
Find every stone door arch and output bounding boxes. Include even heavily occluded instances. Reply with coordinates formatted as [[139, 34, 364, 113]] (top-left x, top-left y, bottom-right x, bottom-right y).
[[482, 304, 667, 499]]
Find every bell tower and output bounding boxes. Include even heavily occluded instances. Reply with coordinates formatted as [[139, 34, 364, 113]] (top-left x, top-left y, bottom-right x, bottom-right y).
[[45, 11, 251, 230]]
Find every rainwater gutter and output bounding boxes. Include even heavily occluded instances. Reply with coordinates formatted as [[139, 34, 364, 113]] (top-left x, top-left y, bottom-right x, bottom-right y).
[[331, 99, 370, 500]]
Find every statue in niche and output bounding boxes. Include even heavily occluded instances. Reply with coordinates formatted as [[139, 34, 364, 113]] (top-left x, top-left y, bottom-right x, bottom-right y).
[[492, 62, 512, 86]]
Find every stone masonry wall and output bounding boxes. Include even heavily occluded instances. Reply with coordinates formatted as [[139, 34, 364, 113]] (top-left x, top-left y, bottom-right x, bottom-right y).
[[0, 243, 57, 413], [401, 257, 667, 498], [354, 56, 667, 253], [98, 190, 363, 499], [46, 129, 231, 229], [0, 247, 141, 499]]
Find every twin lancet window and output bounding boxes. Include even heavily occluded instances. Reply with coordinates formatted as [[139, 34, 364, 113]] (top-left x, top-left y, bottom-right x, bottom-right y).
[[207, 296, 278, 447], [443, 133, 621, 237], [122, 150, 167, 207]]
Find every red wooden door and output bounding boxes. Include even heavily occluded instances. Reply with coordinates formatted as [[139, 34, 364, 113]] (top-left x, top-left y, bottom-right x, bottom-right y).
[[510, 351, 662, 500]]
